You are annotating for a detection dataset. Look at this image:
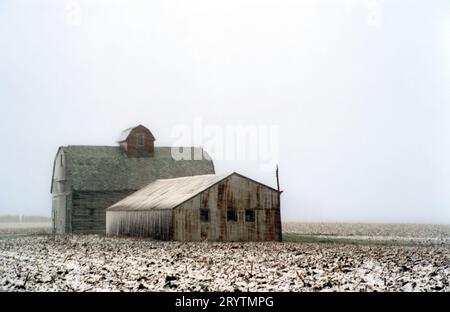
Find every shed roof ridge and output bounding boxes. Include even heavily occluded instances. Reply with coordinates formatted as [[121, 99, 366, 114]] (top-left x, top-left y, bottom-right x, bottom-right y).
[[107, 172, 235, 211], [168, 173, 234, 210], [155, 172, 229, 181]]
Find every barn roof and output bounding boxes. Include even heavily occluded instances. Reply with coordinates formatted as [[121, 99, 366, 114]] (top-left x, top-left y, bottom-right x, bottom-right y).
[[52, 146, 214, 192], [107, 172, 279, 211], [117, 125, 155, 142]]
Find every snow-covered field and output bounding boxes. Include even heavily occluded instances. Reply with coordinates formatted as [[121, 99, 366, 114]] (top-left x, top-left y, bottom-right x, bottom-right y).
[[0, 223, 51, 239], [1, 233, 449, 292], [283, 222, 450, 238], [283, 222, 450, 245], [0, 222, 51, 229]]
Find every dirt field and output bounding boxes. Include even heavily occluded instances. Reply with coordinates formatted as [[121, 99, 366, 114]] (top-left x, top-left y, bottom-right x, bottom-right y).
[[1, 224, 449, 292]]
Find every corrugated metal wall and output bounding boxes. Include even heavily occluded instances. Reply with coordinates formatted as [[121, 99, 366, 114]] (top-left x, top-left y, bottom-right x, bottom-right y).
[[173, 174, 281, 241], [106, 210, 173, 239], [71, 191, 134, 234]]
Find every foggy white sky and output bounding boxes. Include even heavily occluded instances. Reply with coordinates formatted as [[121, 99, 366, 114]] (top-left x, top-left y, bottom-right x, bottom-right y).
[[1, 0, 449, 223]]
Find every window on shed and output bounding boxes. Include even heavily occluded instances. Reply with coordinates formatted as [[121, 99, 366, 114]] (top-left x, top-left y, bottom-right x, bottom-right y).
[[227, 208, 237, 222], [137, 134, 145, 146], [245, 209, 255, 222], [60, 154, 63, 166], [200, 209, 209, 222]]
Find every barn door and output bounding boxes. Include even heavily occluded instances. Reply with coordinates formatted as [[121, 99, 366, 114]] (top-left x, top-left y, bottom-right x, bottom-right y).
[[200, 224, 208, 240], [200, 208, 209, 240]]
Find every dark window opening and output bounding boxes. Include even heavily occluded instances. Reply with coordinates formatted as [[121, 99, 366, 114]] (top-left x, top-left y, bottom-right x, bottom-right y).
[[200, 209, 209, 222], [137, 134, 145, 146], [227, 208, 237, 222], [60, 154, 63, 166], [245, 209, 255, 222], [72, 192, 81, 200]]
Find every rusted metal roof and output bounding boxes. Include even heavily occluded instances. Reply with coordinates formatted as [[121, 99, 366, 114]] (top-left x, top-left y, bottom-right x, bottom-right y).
[[107, 172, 279, 212], [107, 173, 232, 211]]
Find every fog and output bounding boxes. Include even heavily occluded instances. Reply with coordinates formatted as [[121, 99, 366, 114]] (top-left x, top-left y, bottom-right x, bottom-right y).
[[1, 0, 449, 223]]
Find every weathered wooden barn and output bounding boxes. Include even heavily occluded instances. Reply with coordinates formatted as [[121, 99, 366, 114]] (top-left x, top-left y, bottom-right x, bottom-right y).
[[51, 125, 215, 234], [106, 173, 282, 241]]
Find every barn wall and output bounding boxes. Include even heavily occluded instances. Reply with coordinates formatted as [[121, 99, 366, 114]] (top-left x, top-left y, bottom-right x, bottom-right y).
[[52, 195, 66, 234], [173, 197, 202, 241], [174, 174, 281, 241], [71, 191, 134, 233], [106, 210, 173, 239]]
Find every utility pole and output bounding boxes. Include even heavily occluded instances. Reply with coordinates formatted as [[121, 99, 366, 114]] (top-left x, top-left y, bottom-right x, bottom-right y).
[[276, 165, 280, 193], [276, 165, 282, 241]]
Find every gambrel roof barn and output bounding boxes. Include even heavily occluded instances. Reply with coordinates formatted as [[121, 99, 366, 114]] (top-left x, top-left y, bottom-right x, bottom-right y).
[[51, 125, 215, 234]]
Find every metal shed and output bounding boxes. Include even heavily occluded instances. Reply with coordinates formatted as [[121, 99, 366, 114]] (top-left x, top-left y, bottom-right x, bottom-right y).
[[106, 173, 282, 241]]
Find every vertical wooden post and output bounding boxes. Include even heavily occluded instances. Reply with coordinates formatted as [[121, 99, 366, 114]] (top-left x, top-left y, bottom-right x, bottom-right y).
[[276, 165, 280, 193], [276, 165, 282, 241]]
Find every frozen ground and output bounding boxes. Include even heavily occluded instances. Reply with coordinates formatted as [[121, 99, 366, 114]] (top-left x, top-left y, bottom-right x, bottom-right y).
[[0, 222, 51, 229], [283, 222, 450, 245], [0, 223, 51, 239], [0, 234, 449, 292], [282, 222, 450, 238]]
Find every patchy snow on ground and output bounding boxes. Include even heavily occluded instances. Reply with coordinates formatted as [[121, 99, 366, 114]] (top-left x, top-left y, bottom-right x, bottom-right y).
[[283, 223, 450, 245], [0, 235, 449, 292], [282, 223, 450, 239]]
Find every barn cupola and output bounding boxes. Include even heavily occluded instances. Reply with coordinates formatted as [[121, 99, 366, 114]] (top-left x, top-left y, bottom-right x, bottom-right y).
[[117, 125, 155, 157]]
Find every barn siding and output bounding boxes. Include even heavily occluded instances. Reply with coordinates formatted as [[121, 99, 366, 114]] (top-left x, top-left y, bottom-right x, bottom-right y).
[[173, 198, 202, 241], [71, 191, 134, 233], [173, 174, 281, 241], [52, 195, 66, 234], [106, 210, 173, 239]]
